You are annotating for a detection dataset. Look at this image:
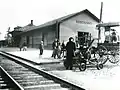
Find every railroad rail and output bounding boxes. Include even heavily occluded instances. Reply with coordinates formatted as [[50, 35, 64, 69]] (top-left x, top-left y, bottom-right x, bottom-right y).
[[0, 51, 85, 90], [0, 65, 24, 90]]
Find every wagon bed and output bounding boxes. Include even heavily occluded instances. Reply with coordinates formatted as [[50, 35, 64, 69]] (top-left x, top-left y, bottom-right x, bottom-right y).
[[98, 43, 120, 51]]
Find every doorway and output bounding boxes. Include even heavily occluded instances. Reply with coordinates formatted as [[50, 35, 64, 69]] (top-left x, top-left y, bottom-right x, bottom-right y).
[[42, 33, 48, 46], [78, 31, 89, 46], [26, 36, 29, 47]]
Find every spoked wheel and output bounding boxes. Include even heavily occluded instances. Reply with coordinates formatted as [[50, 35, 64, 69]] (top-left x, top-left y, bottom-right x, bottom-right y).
[[78, 60, 86, 71], [96, 64, 103, 70], [89, 45, 108, 64], [96, 45, 108, 64], [109, 51, 120, 64]]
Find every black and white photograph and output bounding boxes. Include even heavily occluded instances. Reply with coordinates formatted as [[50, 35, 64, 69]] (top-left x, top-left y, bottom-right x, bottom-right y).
[[0, 0, 120, 90]]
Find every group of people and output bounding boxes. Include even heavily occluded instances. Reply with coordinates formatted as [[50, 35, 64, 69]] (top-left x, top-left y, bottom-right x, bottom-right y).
[[104, 30, 118, 43], [51, 37, 76, 70], [38, 39, 66, 59], [51, 38, 66, 59], [20, 37, 77, 70]]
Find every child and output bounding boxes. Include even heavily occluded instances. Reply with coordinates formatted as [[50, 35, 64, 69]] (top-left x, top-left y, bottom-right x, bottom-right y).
[[23, 42, 27, 51], [39, 41, 44, 56]]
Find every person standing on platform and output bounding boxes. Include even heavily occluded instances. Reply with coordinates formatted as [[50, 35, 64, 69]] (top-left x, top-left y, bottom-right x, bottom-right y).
[[66, 37, 76, 70], [51, 38, 58, 58], [76, 41, 80, 49], [39, 41, 44, 56], [19, 43, 22, 51], [19, 41, 23, 51], [61, 40, 66, 58], [57, 41, 61, 59], [23, 42, 27, 51]]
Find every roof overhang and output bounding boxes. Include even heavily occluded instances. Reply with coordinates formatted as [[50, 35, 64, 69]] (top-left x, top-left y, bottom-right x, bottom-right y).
[[96, 22, 120, 27]]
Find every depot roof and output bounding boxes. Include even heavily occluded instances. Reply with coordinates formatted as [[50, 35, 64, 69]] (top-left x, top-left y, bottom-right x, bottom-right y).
[[96, 22, 120, 27], [14, 9, 100, 34]]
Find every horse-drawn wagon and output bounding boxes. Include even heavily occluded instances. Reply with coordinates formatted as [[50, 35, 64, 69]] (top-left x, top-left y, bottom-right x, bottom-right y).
[[63, 22, 120, 71]]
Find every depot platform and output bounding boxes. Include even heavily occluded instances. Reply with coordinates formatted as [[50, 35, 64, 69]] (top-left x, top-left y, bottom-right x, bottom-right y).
[[0, 47, 62, 64]]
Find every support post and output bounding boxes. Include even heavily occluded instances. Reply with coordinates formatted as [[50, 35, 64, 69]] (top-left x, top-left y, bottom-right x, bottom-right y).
[[32, 35, 33, 48], [56, 21, 59, 40], [98, 2, 103, 43]]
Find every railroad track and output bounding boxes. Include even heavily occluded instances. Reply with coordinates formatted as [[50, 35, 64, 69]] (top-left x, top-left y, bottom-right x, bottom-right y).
[[0, 51, 85, 90], [0, 65, 23, 90]]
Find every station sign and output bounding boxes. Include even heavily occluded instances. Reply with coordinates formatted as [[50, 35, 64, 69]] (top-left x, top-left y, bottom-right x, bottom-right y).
[[76, 20, 92, 25]]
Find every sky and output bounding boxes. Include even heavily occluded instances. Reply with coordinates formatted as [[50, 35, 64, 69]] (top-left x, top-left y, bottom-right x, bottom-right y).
[[0, 0, 120, 40]]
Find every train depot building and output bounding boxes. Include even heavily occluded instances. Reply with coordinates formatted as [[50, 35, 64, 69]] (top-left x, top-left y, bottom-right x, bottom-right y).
[[11, 9, 100, 49]]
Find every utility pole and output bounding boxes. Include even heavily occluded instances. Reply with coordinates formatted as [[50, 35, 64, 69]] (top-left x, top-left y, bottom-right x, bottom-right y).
[[100, 2, 103, 22], [0, 32, 1, 39], [56, 21, 59, 40], [0, 32, 1, 47], [98, 2, 103, 43]]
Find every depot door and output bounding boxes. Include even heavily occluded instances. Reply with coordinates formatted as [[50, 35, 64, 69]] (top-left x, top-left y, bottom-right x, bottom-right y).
[[26, 36, 29, 47], [78, 31, 89, 45], [42, 33, 48, 46]]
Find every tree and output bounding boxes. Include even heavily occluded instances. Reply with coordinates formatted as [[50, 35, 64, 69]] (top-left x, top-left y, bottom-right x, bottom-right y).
[[5, 27, 13, 46]]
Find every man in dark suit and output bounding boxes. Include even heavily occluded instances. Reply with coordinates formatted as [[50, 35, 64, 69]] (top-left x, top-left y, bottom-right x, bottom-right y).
[[66, 37, 76, 70], [39, 41, 44, 55], [51, 38, 58, 58]]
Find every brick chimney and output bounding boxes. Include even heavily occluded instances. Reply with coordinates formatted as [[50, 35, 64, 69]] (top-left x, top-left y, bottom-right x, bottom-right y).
[[31, 20, 33, 25]]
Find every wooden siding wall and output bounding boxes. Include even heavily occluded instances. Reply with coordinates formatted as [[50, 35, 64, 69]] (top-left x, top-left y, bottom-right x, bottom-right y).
[[20, 25, 56, 49], [60, 12, 99, 46]]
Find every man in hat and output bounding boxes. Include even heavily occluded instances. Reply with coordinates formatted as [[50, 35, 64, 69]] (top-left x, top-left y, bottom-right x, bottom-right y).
[[39, 41, 44, 55], [66, 37, 76, 70]]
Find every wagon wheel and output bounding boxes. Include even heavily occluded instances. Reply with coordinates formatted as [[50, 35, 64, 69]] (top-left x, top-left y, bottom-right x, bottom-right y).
[[96, 64, 103, 70], [76, 59, 86, 71], [109, 50, 120, 64], [79, 62, 86, 71], [96, 45, 108, 64], [90, 45, 108, 64]]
